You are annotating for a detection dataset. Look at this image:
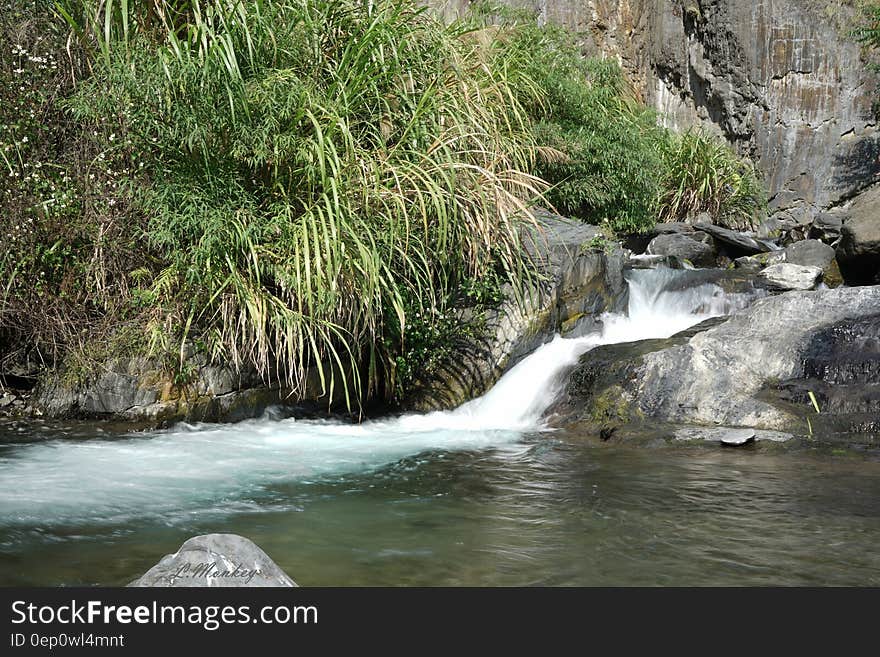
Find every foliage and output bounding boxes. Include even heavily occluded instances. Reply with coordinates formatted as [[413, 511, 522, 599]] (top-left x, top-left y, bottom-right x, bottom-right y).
[[59, 0, 546, 403], [855, 1, 880, 48], [655, 130, 766, 230], [0, 0, 147, 374], [1, 0, 772, 407], [476, 6, 667, 233]]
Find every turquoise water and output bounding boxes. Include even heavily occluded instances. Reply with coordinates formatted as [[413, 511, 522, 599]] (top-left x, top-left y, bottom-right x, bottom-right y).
[[1, 422, 879, 586]]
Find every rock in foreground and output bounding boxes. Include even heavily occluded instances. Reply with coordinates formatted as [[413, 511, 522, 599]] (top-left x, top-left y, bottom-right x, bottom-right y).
[[129, 534, 297, 587]]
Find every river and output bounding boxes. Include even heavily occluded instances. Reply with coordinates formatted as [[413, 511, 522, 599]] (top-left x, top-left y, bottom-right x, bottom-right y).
[[2, 268, 879, 585]]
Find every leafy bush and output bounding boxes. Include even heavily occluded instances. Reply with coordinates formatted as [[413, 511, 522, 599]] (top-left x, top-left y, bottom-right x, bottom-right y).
[[61, 0, 546, 402], [655, 130, 766, 230], [475, 6, 668, 233], [0, 0, 147, 374]]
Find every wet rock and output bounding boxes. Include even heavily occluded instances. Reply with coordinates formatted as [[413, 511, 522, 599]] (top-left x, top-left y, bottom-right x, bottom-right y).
[[646, 232, 716, 267], [129, 534, 297, 587], [770, 314, 880, 434], [627, 254, 691, 270], [758, 263, 823, 290]]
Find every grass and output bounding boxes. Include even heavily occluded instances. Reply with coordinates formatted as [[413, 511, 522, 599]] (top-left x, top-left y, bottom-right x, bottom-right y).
[[475, 5, 668, 233], [57, 0, 548, 404], [655, 129, 766, 230]]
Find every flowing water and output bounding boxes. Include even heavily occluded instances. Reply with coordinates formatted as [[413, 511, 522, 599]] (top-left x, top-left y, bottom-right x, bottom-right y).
[[2, 268, 880, 586]]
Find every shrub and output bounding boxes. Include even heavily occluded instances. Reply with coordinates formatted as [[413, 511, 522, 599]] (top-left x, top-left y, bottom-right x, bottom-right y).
[[60, 0, 546, 402], [655, 129, 766, 230], [476, 6, 668, 233]]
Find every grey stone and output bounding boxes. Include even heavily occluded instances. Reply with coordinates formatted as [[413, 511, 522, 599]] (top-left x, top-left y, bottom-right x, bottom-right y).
[[694, 223, 774, 255], [811, 213, 843, 243], [129, 534, 297, 587], [646, 232, 716, 267], [674, 427, 792, 444], [782, 240, 836, 271], [836, 186, 880, 285], [556, 285, 880, 432], [758, 263, 823, 290]]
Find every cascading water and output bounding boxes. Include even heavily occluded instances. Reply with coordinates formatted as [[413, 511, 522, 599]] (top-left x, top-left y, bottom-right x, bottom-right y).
[[0, 267, 759, 529]]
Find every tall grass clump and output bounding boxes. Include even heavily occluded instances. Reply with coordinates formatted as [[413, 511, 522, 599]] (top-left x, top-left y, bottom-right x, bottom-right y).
[[655, 130, 765, 230], [58, 0, 548, 403], [475, 5, 668, 233]]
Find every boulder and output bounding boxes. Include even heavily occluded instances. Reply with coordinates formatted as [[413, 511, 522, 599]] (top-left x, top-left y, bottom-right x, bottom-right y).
[[645, 232, 717, 267], [553, 285, 880, 433], [694, 223, 776, 255], [129, 534, 297, 587], [782, 240, 836, 270], [810, 213, 843, 244], [837, 189, 880, 285], [758, 263, 823, 291]]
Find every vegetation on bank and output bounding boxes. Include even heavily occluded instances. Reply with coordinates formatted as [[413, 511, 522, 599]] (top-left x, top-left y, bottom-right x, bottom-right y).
[[1, 0, 767, 406]]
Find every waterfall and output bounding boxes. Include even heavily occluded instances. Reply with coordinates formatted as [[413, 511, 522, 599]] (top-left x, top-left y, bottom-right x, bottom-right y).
[[0, 267, 751, 527]]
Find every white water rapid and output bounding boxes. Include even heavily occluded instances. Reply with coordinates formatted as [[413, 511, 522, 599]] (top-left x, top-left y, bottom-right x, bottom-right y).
[[0, 268, 756, 527]]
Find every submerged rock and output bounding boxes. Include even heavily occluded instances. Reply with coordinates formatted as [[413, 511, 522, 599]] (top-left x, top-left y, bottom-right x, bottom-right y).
[[129, 534, 297, 587], [553, 285, 880, 434], [758, 263, 823, 290], [674, 426, 792, 445]]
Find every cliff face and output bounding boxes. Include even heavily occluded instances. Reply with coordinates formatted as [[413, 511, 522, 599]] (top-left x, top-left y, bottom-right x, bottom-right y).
[[461, 0, 880, 225]]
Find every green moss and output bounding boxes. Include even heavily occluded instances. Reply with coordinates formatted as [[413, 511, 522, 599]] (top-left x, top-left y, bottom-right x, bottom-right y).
[[589, 385, 639, 425]]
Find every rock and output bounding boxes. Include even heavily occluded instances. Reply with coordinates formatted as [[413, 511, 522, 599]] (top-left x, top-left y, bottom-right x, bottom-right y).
[[770, 314, 880, 435], [782, 240, 836, 270], [756, 216, 784, 240], [554, 285, 880, 433], [34, 354, 347, 424], [733, 251, 785, 271], [646, 232, 716, 267], [627, 254, 691, 270], [129, 534, 297, 587], [694, 223, 775, 255], [758, 263, 823, 291], [810, 213, 843, 244], [720, 428, 756, 446], [674, 427, 792, 444], [836, 187, 880, 285]]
